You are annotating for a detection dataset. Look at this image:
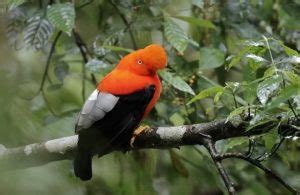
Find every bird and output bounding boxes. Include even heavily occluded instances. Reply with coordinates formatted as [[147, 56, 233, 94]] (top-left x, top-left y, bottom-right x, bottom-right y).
[[74, 44, 167, 180]]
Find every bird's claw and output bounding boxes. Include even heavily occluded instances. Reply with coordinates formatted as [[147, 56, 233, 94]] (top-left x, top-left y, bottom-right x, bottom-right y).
[[130, 125, 150, 148]]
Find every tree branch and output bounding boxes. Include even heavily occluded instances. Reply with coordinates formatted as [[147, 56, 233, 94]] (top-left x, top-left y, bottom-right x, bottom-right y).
[[0, 117, 298, 170], [0, 118, 298, 193], [204, 140, 236, 195], [220, 153, 299, 194]]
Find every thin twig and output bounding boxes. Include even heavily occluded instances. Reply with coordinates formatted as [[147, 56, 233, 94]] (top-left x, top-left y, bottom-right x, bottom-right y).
[[72, 30, 89, 101], [75, 0, 94, 9], [72, 30, 88, 63], [71, 30, 97, 88], [244, 137, 255, 158], [221, 153, 299, 194], [281, 73, 299, 119], [91, 73, 98, 86], [263, 36, 276, 71], [203, 140, 236, 195], [109, 0, 137, 50], [40, 31, 63, 91], [41, 89, 58, 117], [231, 90, 238, 109], [20, 31, 62, 101], [268, 137, 285, 159]]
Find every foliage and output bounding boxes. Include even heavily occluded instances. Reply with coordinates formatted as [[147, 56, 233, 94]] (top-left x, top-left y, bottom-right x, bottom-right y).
[[0, 0, 299, 194], [47, 3, 75, 35]]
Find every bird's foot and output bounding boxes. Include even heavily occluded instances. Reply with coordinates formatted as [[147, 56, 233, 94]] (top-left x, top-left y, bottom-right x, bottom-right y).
[[130, 125, 150, 148]]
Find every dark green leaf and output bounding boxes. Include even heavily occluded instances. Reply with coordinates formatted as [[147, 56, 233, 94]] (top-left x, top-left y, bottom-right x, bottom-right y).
[[226, 106, 246, 122], [169, 113, 185, 126], [169, 150, 189, 178], [266, 84, 300, 110], [172, 16, 216, 29], [284, 71, 300, 85], [86, 59, 110, 73], [199, 47, 225, 69], [102, 45, 133, 53], [192, 0, 204, 9], [282, 45, 299, 56], [188, 86, 223, 104], [225, 137, 249, 151], [263, 128, 278, 151], [159, 70, 195, 95], [226, 43, 266, 70], [24, 15, 53, 50], [257, 75, 281, 105], [54, 61, 69, 82], [47, 3, 75, 35], [164, 18, 189, 54], [6, 8, 26, 47], [243, 64, 258, 104], [47, 84, 63, 91], [6, 0, 25, 10]]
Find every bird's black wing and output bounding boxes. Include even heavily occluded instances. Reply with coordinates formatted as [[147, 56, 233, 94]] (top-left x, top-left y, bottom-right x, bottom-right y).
[[74, 85, 155, 180]]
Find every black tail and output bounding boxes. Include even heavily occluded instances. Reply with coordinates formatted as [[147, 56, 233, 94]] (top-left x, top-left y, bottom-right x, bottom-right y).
[[73, 148, 92, 181]]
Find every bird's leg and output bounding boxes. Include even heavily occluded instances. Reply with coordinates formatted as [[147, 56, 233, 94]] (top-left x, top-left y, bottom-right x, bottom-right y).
[[130, 125, 150, 148]]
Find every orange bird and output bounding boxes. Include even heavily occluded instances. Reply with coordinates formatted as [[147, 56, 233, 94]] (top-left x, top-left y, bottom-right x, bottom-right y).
[[74, 44, 167, 180]]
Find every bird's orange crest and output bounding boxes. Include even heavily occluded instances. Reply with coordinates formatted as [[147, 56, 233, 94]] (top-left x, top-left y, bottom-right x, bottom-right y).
[[117, 44, 167, 76]]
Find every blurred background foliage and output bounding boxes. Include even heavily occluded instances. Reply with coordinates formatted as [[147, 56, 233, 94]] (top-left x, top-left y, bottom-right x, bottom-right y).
[[0, 0, 299, 194]]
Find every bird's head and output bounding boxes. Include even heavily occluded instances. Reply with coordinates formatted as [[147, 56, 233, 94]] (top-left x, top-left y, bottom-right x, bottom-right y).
[[117, 44, 167, 76]]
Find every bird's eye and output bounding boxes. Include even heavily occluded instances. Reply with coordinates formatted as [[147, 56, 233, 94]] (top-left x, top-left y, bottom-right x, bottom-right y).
[[137, 60, 143, 65]]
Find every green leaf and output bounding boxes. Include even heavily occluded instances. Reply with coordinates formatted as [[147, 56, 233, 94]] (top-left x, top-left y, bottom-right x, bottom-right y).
[[102, 45, 133, 53], [247, 116, 277, 132], [188, 86, 223, 104], [155, 102, 168, 118], [47, 84, 63, 91], [263, 129, 278, 151], [225, 82, 240, 93], [169, 113, 185, 126], [282, 45, 299, 56], [263, 67, 277, 78], [47, 3, 75, 35], [257, 75, 281, 105], [172, 16, 216, 29], [226, 106, 246, 123], [169, 150, 189, 178], [245, 54, 268, 63], [294, 96, 300, 110], [86, 59, 109, 73], [243, 63, 258, 104], [225, 137, 249, 151], [276, 39, 299, 56], [266, 84, 300, 110], [54, 61, 69, 82], [24, 15, 53, 50], [6, 7, 26, 47], [192, 0, 204, 9], [226, 43, 266, 70], [284, 71, 300, 85], [199, 47, 225, 69], [6, 0, 25, 10], [164, 18, 189, 54], [159, 70, 195, 95], [214, 90, 224, 103]]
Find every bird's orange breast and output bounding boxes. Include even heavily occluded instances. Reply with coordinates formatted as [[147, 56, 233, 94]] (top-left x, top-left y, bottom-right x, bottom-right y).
[[98, 69, 161, 117]]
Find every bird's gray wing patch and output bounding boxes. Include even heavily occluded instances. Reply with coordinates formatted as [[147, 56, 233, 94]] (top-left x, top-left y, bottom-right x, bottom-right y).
[[75, 89, 119, 133]]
